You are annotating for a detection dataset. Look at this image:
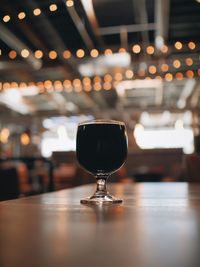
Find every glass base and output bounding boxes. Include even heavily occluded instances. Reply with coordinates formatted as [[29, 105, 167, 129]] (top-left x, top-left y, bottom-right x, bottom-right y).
[[80, 194, 122, 204]]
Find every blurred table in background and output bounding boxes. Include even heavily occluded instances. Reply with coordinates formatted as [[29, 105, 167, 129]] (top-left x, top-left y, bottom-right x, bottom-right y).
[[0, 183, 200, 267]]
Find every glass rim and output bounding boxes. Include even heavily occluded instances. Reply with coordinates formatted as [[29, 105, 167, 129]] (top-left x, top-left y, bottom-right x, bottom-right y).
[[78, 119, 125, 126]]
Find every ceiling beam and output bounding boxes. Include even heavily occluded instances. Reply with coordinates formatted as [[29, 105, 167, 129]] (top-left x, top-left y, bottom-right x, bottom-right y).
[[98, 23, 156, 36], [0, 23, 42, 70], [80, 0, 104, 48], [155, 0, 170, 49], [64, 1, 95, 50]]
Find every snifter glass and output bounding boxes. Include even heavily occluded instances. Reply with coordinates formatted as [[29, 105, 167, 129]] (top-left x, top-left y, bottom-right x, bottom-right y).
[[76, 119, 128, 204]]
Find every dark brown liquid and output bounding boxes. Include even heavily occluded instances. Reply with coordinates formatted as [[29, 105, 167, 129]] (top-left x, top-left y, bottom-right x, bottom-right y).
[[76, 123, 128, 175]]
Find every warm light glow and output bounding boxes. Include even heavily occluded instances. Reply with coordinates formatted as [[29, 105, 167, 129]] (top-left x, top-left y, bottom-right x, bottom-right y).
[[148, 65, 157, 74], [0, 128, 10, 144], [173, 59, 181, 68], [161, 63, 169, 72], [93, 76, 101, 83], [21, 49, 30, 58], [73, 79, 81, 87], [63, 80, 72, 91], [125, 69, 134, 79], [188, 41, 196, 50], [33, 8, 41, 16], [19, 82, 27, 88], [63, 50, 71, 59], [66, 0, 74, 7], [94, 83, 101, 91], [104, 49, 112, 56], [54, 80, 63, 91], [84, 84, 92, 92], [160, 45, 168, 53], [18, 12, 26, 20], [104, 74, 112, 82], [82, 77, 91, 84], [146, 46, 155, 55], [49, 4, 57, 12], [185, 57, 193, 66], [118, 48, 126, 53], [155, 75, 162, 80], [44, 80, 52, 90], [49, 50, 57, 59], [20, 133, 30, 146], [10, 82, 18, 88], [76, 49, 85, 58], [114, 72, 123, 81], [176, 72, 183, 80], [186, 70, 194, 78], [34, 50, 43, 59], [9, 50, 17, 59], [165, 73, 173, 81], [132, 44, 141, 54], [175, 41, 182, 50], [3, 15, 10, 23], [3, 83, 10, 90], [74, 85, 82, 92], [90, 49, 99, 58], [103, 82, 112, 90]]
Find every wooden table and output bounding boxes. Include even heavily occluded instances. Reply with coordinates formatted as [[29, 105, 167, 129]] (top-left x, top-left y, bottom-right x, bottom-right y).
[[1, 183, 200, 267]]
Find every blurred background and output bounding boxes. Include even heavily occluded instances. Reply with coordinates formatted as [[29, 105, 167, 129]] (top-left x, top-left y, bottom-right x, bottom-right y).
[[0, 0, 200, 200]]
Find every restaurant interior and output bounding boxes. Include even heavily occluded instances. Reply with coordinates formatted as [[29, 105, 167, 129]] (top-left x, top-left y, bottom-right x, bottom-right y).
[[0, 0, 200, 201]]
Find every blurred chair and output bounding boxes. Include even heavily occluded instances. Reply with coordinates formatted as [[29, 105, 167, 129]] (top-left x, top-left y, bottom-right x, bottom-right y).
[[0, 167, 19, 201], [184, 153, 200, 182]]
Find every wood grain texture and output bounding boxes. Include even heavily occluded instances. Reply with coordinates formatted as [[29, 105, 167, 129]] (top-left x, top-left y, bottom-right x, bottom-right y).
[[0, 183, 200, 267]]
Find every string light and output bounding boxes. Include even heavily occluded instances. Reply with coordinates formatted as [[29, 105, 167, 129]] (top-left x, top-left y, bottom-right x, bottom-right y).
[[63, 80, 72, 92], [175, 72, 183, 80], [19, 82, 27, 88], [49, 4, 57, 12], [155, 75, 162, 80], [0, 128, 10, 144], [44, 80, 52, 90], [93, 76, 101, 83], [104, 74, 112, 82], [104, 49, 112, 56], [3, 15, 10, 23], [188, 41, 196, 50], [54, 80, 63, 92], [103, 82, 112, 90], [174, 41, 182, 50], [3, 83, 10, 90], [138, 69, 145, 77], [10, 82, 18, 88], [21, 49, 30, 58], [161, 63, 169, 72], [18, 12, 26, 20], [118, 48, 126, 53], [90, 49, 99, 58], [83, 84, 92, 92], [9, 50, 17, 59], [33, 8, 41, 16], [146, 46, 155, 55], [34, 50, 43, 59], [132, 44, 141, 54], [49, 50, 57, 59], [148, 65, 157, 74], [125, 69, 134, 79], [186, 70, 194, 78], [185, 57, 193, 66], [63, 50, 71, 59], [66, 0, 74, 7], [165, 73, 173, 81], [173, 59, 181, 68], [94, 83, 102, 91], [82, 77, 91, 85], [76, 49, 85, 58]]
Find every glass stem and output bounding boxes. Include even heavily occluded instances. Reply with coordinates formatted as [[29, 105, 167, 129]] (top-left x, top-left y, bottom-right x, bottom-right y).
[[96, 176, 108, 194]]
